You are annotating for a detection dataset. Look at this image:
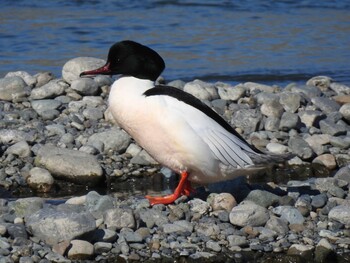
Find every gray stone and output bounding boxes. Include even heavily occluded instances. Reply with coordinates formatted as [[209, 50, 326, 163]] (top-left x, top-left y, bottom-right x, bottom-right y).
[[163, 220, 193, 234], [229, 201, 269, 227], [138, 208, 169, 228], [27, 167, 54, 193], [279, 92, 301, 113], [82, 107, 103, 120], [62, 57, 106, 84], [217, 82, 245, 101], [30, 80, 66, 99], [0, 76, 27, 101], [266, 142, 288, 154], [31, 99, 62, 116], [244, 82, 276, 93], [104, 208, 135, 230], [189, 198, 211, 215], [208, 193, 236, 212], [330, 136, 350, 149], [272, 206, 305, 225], [279, 112, 300, 131], [244, 190, 279, 208], [130, 149, 158, 165], [93, 75, 113, 87], [305, 134, 331, 155], [94, 242, 112, 254], [295, 195, 312, 216], [5, 71, 36, 87], [87, 128, 131, 154], [290, 84, 322, 98], [330, 82, 350, 95], [311, 194, 328, 208], [34, 72, 55, 87], [299, 110, 324, 128], [227, 235, 248, 247], [260, 100, 284, 118], [183, 79, 219, 101], [167, 80, 186, 90], [67, 240, 94, 260], [306, 76, 332, 91], [231, 109, 262, 134], [264, 117, 280, 131], [119, 228, 143, 242], [340, 103, 350, 122], [265, 217, 289, 235], [255, 92, 279, 105], [311, 97, 340, 114], [12, 197, 44, 218], [334, 165, 350, 183], [288, 137, 314, 159], [195, 222, 220, 237], [26, 207, 96, 245], [35, 145, 103, 185], [206, 240, 221, 252], [7, 224, 27, 239], [4, 141, 31, 158], [315, 238, 334, 263], [71, 78, 99, 96]]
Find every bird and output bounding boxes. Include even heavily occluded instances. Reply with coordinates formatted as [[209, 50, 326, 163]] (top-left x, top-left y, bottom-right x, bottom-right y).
[[80, 40, 285, 205]]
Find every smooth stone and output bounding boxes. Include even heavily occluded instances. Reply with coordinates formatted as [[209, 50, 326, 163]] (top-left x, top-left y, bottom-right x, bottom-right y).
[[311, 194, 328, 208], [312, 154, 337, 170], [5, 71, 36, 87], [340, 103, 350, 122], [7, 224, 28, 239], [67, 240, 94, 260], [305, 134, 331, 155], [70, 78, 99, 96], [125, 143, 142, 157], [217, 82, 245, 101], [333, 95, 350, 105], [26, 207, 96, 245], [27, 167, 54, 193], [119, 228, 143, 242], [227, 235, 248, 247], [104, 208, 135, 230], [31, 99, 62, 115], [334, 165, 350, 183], [306, 76, 332, 91], [138, 209, 169, 228], [4, 140, 31, 158], [272, 206, 305, 225], [93, 75, 113, 87], [45, 124, 66, 137], [94, 242, 112, 254], [260, 100, 284, 118], [329, 205, 350, 227], [288, 137, 314, 160], [62, 57, 106, 84], [183, 79, 219, 100], [279, 92, 301, 113], [0, 76, 27, 101], [87, 127, 131, 153], [231, 109, 262, 134], [82, 107, 103, 120], [265, 217, 289, 235], [329, 136, 350, 149], [244, 190, 279, 208], [298, 110, 324, 128], [279, 112, 300, 130], [266, 142, 288, 154], [255, 92, 279, 105], [311, 97, 340, 114], [30, 80, 66, 99], [195, 222, 220, 237], [35, 145, 103, 185], [229, 201, 269, 227], [208, 193, 236, 212]]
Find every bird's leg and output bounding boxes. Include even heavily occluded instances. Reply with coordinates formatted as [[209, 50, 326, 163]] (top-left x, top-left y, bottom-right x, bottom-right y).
[[145, 171, 190, 205]]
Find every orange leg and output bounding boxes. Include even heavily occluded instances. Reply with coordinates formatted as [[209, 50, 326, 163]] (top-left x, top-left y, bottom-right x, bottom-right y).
[[146, 171, 191, 205]]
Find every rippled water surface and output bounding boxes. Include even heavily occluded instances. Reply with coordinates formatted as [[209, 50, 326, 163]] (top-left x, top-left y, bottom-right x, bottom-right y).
[[1, 0, 350, 85]]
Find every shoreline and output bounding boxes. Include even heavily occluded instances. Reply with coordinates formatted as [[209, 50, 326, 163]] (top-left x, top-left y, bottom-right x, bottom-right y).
[[1, 58, 350, 262]]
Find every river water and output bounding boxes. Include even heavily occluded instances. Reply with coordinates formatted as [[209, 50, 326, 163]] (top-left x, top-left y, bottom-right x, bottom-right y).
[[1, 0, 350, 86]]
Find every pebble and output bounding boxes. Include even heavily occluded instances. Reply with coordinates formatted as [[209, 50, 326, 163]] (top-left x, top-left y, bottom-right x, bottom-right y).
[[30, 79, 66, 99], [229, 201, 269, 227], [183, 79, 219, 100], [0, 76, 28, 101]]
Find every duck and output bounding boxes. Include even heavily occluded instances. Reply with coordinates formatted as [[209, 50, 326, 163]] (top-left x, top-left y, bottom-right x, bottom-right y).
[[80, 40, 285, 205]]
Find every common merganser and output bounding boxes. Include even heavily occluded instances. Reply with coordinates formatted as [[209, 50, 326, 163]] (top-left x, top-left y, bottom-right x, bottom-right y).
[[80, 40, 283, 205]]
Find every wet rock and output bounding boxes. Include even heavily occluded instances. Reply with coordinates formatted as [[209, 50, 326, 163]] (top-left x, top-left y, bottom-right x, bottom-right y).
[[208, 193, 236, 212], [27, 167, 54, 193], [67, 240, 94, 260], [104, 208, 135, 230], [329, 205, 350, 227], [279, 92, 301, 113], [288, 137, 314, 160], [229, 201, 269, 227], [30, 80, 66, 99], [26, 207, 96, 245], [70, 78, 99, 96], [87, 127, 131, 153], [217, 82, 245, 101], [183, 79, 219, 100], [62, 57, 106, 84], [4, 140, 31, 158], [312, 154, 337, 170], [35, 145, 103, 185], [306, 76, 332, 91], [244, 189, 279, 208], [272, 206, 305, 225], [0, 76, 27, 101]]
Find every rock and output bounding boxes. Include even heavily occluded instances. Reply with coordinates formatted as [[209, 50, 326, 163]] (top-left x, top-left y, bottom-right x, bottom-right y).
[[31, 99, 62, 117], [70, 78, 99, 96], [244, 190, 279, 208], [287, 244, 314, 260], [231, 109, 262, 134], [295, 195, 312, 217], [288, 137, 314, 160], [26, 207, 96, 245], [264, 117, 280, 131], [330, 82, 350, 95], [265, 217, 289, 235], [306, 76, 332, 91], [5, 71, 36, 87], [315, 238, 335, 263], [244, 82, 276, 93], [311, 97, 340, 114], [266, 142, 288, 154], [290, 84, 322, 98], [62, 57, 106, 84], [82, 107, 104, 121], [312, 154, 337, 170], [34, 72, 55, 87], [333, 95, 350, 105], [7, 224, 27, 239], [0, 76, 28, 101], [279, 112, 300, 131], [195, 222, 220, 237], [119, 228, 143, 242], [162, 220, 193, 234], [279, 92, 301, 113], [130, 149, 158, 165], [30, 80, 66, 99], [329, 136, 350, 149], [206, 240, 221, 252], [27, 167, 54, 193], [217, 83, 245, 101], [329, 205, 350, 227], [305, 134, 330, 155], [229, 201, 269, 227], [4, 141, 31, 158], [189, 198, 211, 216], [260, 100, 284, 118], [299, 110, 324, 128], [227, 235, 248, 247], [183, 79, 219, 100], [87, 128, 131, 153], [311, 194, 328, 209], [35, 145, 103, 185], [272, 206, 305, 225], [13, 197, 44, 218], [334, 165, 350, 183], [67, 240, 94, 260], [94, 242, 112, 254], [104, 208, 135, 230], [208, 193, 236, 212], [339, 103, 350, 122], [138, 208, 169, 228]]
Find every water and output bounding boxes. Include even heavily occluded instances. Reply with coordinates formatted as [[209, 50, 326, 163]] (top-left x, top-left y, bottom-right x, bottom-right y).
[[1, 0, 350, 86]]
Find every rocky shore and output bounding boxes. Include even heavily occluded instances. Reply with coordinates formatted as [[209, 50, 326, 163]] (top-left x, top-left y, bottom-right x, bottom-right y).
[[1, 57, 350, 262]]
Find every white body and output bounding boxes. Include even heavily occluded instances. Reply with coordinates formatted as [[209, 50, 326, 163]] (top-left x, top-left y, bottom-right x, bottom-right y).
[[108, 76, 262, 184]]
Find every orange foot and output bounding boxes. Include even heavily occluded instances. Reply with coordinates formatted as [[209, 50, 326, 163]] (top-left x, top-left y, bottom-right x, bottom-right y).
[[145, 171, 194, 206]]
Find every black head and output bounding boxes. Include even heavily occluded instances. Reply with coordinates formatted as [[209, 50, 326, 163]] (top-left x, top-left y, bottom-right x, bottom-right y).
[[80, 40, 165, 81]]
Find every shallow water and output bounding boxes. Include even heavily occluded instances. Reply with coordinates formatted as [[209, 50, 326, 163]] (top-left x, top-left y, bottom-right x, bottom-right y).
[[1, 0, 350, 86]]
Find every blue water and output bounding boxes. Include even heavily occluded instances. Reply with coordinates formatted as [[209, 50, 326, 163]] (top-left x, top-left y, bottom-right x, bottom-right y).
[[1, 0, 350, 86]]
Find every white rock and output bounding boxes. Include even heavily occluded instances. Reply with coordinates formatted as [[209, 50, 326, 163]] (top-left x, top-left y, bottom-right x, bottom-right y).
[[183, 79, 219, 100], [68, 240, 94, 260], [27, 167, 54, 193]]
